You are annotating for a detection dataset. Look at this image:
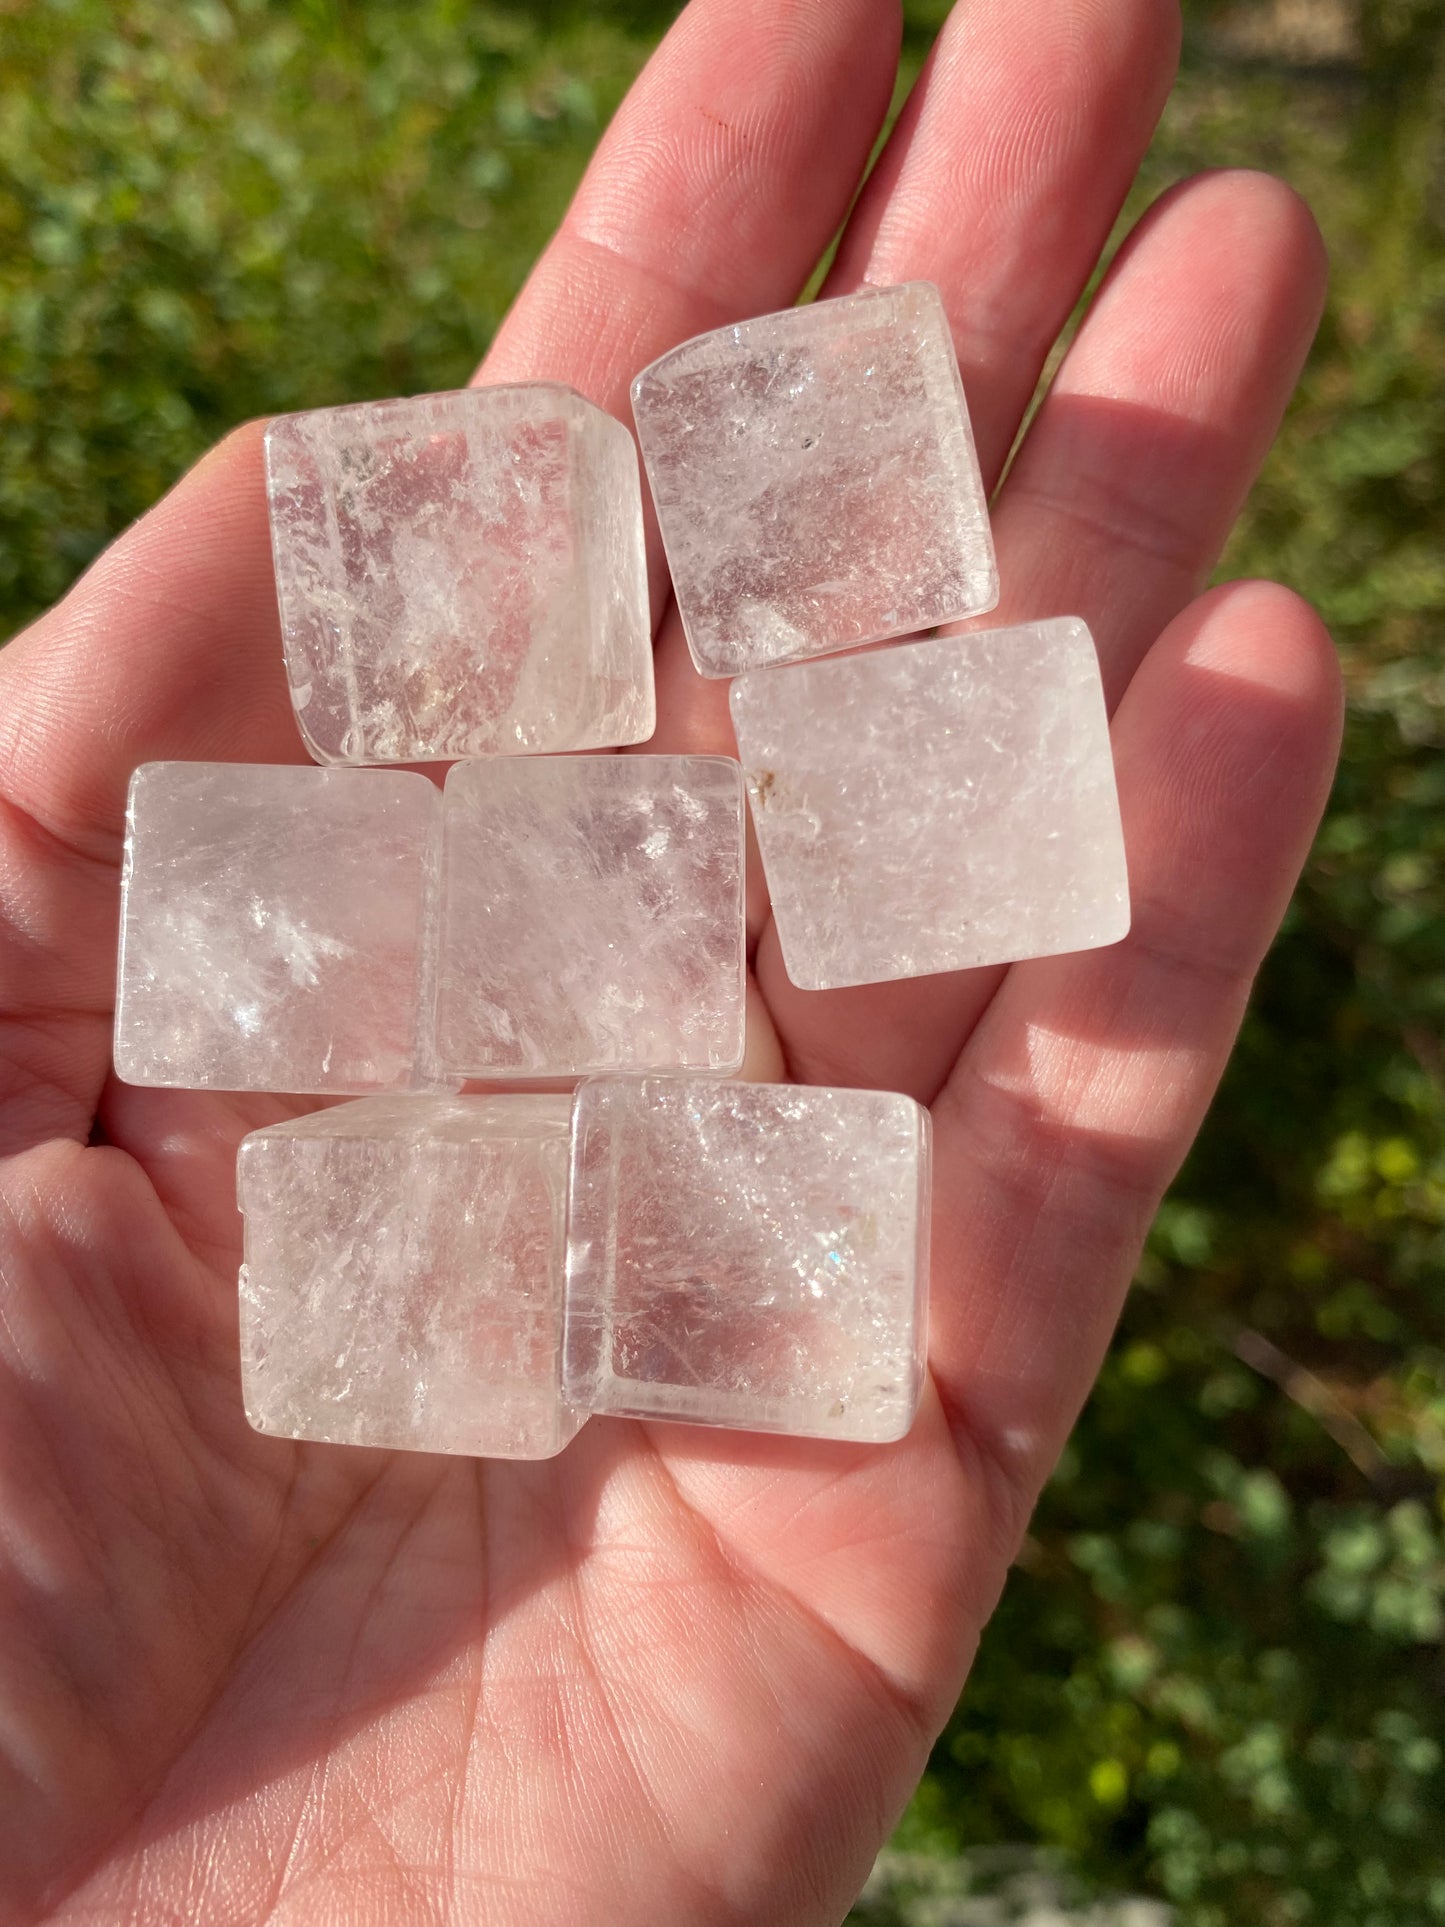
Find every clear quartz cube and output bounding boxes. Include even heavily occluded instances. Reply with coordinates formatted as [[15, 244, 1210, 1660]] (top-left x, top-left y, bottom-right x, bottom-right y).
[[265, 383, 654, 763], [563, 1078, 931, 1443], [730, 619, 1131, 991], [435, 755, 746, 1079], [114, 761, 441, 1095], [239, 1095, 584, 1459], [632, 281, 997, 677]]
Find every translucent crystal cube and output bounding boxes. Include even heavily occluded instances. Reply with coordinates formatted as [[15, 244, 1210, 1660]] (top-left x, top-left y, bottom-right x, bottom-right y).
[[114, 762, 439, 1095], [239, 1095, 584, 1459], [730, 620, 1131, 991], [631, 281, 997, 678], [563, 1078, 931, 1442], [435, 755, 746, 1079], [265, 384, 654, 763]]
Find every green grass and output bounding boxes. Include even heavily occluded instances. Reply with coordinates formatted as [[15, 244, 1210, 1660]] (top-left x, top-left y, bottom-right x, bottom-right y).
[[2, 3, 1443, 1920]]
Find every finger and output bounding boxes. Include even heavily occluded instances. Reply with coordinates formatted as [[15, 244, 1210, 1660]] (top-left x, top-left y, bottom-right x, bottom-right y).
[[991, 169, 1330, 703], [481, 0, 901, 615], [926, 580, 1341, 1524], [644, 0, 1181, 760], [761, 168, 1328, 1100], [481, 0, 900, 412], [826, 0, 1181, 483], [0, 0, 899, 1149], [0, 427, 295, 856]]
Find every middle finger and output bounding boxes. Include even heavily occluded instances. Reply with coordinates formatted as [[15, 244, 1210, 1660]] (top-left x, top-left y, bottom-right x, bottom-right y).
[[647, 0, 1183, 772]]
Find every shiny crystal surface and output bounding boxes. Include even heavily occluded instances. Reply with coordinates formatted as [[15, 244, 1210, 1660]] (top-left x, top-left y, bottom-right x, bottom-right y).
[[435, 755, 746, 1079], [239, 1095, 584, 1458], [730, 619, 1131, 991], [114, 761, 439, 1094], [563, 1077, 931, 1442], [265, 383, 654, 763], [632, 281, 997, 677]]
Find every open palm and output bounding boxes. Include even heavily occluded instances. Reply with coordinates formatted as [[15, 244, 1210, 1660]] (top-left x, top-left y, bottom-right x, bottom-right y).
[[0, 3, 1342, 1922]]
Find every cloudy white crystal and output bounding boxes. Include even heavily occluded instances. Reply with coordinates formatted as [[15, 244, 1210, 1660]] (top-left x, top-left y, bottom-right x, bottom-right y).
[[114, 761, 440, 1094], [239, 1095, 584, 1458], [563, 1078, 931, 1443], [265, 383, 654, 763], [730, 619, 1131, 991], [435, 755, 746, 1079], [631, 281, 997, 677]]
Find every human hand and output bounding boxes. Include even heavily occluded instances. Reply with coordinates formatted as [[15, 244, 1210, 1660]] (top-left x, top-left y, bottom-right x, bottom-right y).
[[0, 1, 1342, 1920]]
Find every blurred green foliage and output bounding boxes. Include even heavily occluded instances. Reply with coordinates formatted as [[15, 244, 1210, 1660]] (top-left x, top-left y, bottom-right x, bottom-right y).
[[1, 1, 1442, 1921], [0, 0, 652, 615]]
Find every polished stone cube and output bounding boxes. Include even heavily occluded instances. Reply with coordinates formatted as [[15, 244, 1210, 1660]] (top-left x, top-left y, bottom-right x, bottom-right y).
[[435, 755, 746, 1079], [114, 761, 439, 1095], [632, 281, 997, 677], [265, 383, 654, 763], [730, 620, 1130, 991], [563, 1078, 931, 1442], [239, 1095, 584, 1459]]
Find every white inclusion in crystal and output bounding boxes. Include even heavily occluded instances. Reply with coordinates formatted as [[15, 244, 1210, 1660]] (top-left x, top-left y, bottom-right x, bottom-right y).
[[238, 1094, 585, 1459], [113, 761, 442, 1096], [631, 281, 997, 677], [434, 755, 746, 1080], [562, 1077, 932, 1444], [730, 619, 1131, 992], [264, 383, 655, 764]]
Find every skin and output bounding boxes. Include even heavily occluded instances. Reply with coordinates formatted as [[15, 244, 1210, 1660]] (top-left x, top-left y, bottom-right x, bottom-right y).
[[0, 0, 1343, 1921]]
